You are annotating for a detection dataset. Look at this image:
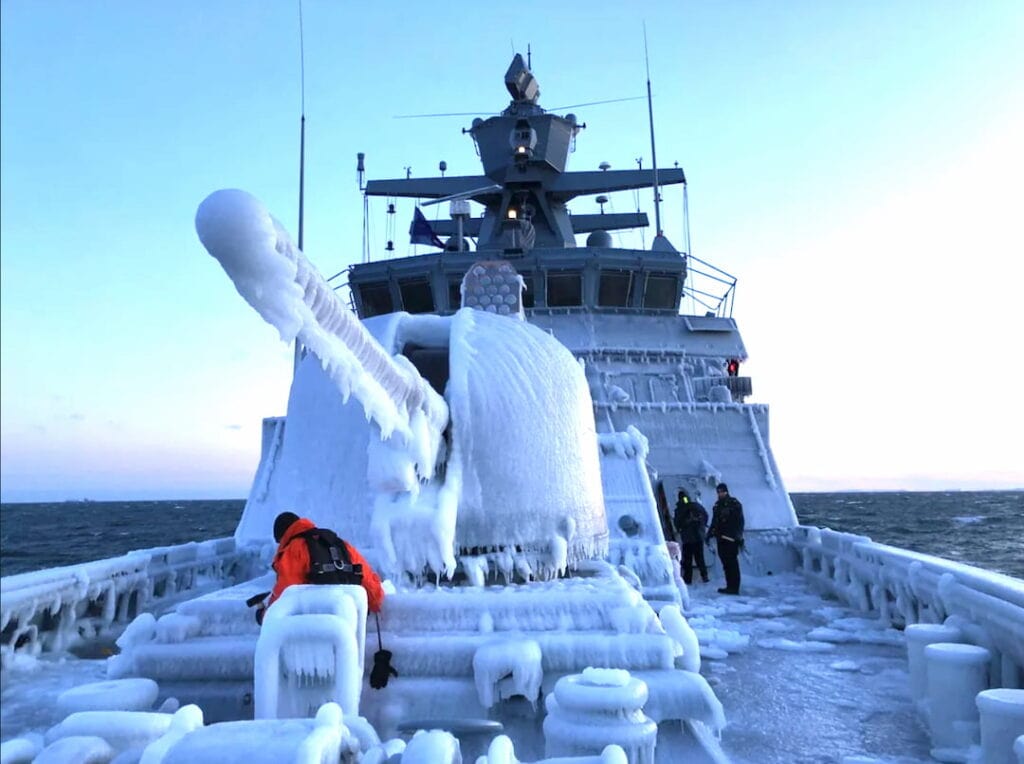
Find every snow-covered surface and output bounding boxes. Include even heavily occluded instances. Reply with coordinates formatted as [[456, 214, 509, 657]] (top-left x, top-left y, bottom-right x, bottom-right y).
[[4, 526, 1024, 762], [686, 572, 935, 762], [57, 678, 158, 714]]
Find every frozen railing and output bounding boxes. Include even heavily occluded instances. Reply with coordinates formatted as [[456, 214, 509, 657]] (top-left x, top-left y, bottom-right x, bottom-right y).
[[792, 525, 1024, 686], [0, 537, 262, 671]]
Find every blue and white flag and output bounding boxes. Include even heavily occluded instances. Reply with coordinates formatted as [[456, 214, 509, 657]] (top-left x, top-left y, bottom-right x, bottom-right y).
[[410, 207, 444, 248]]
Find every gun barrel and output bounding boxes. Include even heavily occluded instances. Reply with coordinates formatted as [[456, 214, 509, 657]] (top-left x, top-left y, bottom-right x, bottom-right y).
[[195, 189, 448, 446]]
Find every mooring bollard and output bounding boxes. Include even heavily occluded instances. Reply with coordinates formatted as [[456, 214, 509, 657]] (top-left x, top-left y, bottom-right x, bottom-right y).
[[544, 668, 657, 763], [906, 623, 964, 705], [925, 642, 991, 762], [976, 689, 1024, 764]]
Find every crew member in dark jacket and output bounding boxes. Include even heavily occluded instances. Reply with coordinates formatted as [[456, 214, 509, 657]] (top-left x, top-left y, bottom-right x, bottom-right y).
[[707, 482, 745, 595], [673, 489, 709, 584]]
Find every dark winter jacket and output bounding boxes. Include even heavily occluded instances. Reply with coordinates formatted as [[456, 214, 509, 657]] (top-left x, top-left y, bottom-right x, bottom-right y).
[[674, 499, 709, 545], [708, 496, 745, 542]]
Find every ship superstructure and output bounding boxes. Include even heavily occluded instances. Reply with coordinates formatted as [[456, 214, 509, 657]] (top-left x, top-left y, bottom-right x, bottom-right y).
[[1, 54, 1022, 764], [349, 53, 795, 535]]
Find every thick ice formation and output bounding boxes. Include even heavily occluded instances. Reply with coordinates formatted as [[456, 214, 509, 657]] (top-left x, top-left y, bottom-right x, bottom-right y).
[[236, 311, 606, 581], [206, 189, 608, 582], [196, 188, 448, 479], [255, 585, 366, 719], [0, 538, 250, 669], [56, 678, 158, 714], [544, 669, 657, 762], [472, 639, 543, 709], [443, 308, 606, 568]]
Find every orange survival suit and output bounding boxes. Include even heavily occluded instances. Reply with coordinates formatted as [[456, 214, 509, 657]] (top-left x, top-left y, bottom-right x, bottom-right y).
[[267, 516, 385, 613]]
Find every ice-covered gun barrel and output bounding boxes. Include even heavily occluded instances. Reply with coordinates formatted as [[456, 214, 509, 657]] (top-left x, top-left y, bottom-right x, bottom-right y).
[[195, 189, 448, 479]]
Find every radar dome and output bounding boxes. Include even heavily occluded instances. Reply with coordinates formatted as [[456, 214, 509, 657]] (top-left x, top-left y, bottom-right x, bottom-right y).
[[586, 230, 613, 248], [444, 236, 472, 252]]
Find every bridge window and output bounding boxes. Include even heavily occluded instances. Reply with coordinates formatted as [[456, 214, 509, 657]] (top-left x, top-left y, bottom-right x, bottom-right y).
[[521, 275, 535, 308], [598, 269, 635, 307], [642, 273, 678, 310], [547, 271, 582, 307], [448, 279, 463, 311], [399, 278, 435, 314], [360, 282, 394, 317]]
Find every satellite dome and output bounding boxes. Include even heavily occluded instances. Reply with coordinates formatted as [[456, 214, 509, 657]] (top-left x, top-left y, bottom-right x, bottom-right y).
[[586, 230, 613, 248], [444, 236, 472, 252]]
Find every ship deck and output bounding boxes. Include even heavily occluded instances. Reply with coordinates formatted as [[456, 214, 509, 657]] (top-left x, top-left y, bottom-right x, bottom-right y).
[[1, 569, 934, 762], [689, 569, 931, 763]]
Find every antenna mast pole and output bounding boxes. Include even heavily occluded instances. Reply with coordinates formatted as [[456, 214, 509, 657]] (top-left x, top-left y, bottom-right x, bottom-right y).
[[294, 0, 307, 375], [643, 24, 662, 237]]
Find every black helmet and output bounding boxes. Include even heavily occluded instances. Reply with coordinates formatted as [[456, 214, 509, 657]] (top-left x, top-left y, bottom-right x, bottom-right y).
[[273, 511, 300, 542], [716, 482, 729, 493]]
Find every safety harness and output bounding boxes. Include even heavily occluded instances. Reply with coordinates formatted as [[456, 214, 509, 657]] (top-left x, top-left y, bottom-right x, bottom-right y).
[[294, 528, 364, 586]]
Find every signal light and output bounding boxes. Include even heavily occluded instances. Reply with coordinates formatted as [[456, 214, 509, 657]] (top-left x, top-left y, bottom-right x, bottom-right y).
[[727, 359, 740, 377]]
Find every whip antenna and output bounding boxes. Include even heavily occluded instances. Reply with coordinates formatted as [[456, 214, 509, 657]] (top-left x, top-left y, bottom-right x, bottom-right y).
[[643, 23, 662, 238], [298, 0, 306, 251], [294, 0, 308, 374]]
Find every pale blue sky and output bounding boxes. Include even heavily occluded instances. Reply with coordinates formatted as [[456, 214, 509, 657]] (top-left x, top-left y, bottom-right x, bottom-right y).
[[2, 1, 1022, 501]]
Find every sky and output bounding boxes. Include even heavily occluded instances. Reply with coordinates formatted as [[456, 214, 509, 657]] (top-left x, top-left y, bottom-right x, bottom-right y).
[[1, 0, 1022, 502]]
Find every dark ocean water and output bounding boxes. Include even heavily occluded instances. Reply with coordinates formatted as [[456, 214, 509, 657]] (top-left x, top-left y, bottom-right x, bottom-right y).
[[0, 499, 243, 577], [1, 492, 1021, 579], [791, 490, 1023, 579]]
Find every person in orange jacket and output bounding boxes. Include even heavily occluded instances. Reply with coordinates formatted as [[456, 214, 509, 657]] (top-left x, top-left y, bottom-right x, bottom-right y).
[[261, 511, 385, 617]]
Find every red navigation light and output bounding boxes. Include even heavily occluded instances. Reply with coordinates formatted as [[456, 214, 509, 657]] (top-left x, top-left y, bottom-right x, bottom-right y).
[[727, 359, 740, 377]]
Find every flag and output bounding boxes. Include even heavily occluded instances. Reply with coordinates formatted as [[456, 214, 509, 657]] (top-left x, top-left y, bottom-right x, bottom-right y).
[[410, 207, 444, 248]]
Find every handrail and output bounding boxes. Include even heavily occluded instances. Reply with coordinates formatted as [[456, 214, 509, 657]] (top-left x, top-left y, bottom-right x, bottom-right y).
[[680, 253, 737, 317], [0, 538, 263, 672], [792, 525, 1024, 685]]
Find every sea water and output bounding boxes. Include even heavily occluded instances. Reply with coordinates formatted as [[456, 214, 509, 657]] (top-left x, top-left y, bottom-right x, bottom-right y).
[[1, 491, 1021, 579]]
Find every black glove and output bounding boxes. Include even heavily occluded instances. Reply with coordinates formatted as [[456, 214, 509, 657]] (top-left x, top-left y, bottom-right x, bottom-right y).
[[369, 649, 398, 689], [737, 538, 746, 551], [255, 605, 266, 625]]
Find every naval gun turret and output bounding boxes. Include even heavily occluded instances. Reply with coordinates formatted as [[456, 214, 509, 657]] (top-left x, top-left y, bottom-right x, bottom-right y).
[[195, 188, 608, 583]]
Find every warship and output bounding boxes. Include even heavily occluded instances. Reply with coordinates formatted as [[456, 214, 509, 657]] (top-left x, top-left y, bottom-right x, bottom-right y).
[[1, 55, 1022, 764]]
